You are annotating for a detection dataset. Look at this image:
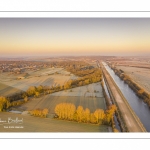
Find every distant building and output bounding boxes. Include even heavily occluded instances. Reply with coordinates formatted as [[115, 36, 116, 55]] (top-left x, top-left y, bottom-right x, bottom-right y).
[[17, 76, 25, 80]]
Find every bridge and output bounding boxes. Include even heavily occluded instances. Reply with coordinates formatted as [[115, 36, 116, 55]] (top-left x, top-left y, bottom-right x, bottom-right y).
[[100, 61, 146, 132]]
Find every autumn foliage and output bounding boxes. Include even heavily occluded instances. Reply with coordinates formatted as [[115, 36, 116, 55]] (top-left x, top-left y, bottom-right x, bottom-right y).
[[111, 66, 150, 107], [54, 102, 116, 125], [0, 96, 27, 112], [55, 103, 76, 120], [29, 108, 49, 118], [0, 96, 10, 112]]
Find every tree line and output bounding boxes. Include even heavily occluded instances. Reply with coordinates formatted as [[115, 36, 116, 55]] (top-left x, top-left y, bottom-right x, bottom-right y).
[[110, 65, 150, 107], [54, 102, 117, 125], [0, 60, 103, 112], [0, 67, 102, 112], [10, 68, 102, 100], [29, 108, 49, 118], [0, 96, 28, 112]]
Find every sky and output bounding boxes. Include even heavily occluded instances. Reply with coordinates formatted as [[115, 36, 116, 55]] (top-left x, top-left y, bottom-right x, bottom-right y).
[[0, 18, 150, 57]]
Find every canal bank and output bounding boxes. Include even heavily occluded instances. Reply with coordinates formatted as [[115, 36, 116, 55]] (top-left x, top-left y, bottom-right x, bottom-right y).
[[103, 62, 150, 132]]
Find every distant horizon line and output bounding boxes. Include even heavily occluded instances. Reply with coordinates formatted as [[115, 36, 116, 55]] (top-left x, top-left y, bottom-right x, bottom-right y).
[[0, 55, 150, 58]]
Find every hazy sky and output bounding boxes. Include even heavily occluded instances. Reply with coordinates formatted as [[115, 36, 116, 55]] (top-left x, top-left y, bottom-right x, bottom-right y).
[[0, 18, 150, 56]]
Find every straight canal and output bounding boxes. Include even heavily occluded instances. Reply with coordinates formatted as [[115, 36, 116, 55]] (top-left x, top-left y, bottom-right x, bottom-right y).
[[103, 62, 150, 132]]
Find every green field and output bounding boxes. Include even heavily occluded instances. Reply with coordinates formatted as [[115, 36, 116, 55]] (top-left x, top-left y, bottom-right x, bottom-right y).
[[0, 112, 109, 132]]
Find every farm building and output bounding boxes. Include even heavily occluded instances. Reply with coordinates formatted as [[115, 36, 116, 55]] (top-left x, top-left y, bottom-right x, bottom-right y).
[[17, 76, 25, 80]]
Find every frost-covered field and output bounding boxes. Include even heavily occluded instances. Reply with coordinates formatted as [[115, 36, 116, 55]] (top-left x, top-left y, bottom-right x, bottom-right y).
[[0, 68, 77, 96], [0, 112, 109, 132], [15, 83, 106, 114], [117, 66, 150, 93], [51, 83, 103, 97]]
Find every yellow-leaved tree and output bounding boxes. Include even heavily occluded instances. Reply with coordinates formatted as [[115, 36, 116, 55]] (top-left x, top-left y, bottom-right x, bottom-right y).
[[0, 96, 8, 112], [76, 106, 84, 122], [104, 104, 117, 124], [94, 109, 105, 124], [42, 108, 49, 117], [84, 108, 90, 123]]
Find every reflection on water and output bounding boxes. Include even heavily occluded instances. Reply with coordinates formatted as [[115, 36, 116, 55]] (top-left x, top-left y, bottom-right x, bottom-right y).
[[103, 62, 150, 132], [9, 110, 22, 114]]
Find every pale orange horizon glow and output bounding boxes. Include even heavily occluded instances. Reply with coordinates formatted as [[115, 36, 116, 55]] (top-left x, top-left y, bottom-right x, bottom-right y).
[[0, 18, 150, 56]]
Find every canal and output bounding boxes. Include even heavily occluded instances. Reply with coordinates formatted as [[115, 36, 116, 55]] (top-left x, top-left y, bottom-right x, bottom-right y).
[[103, 62, 150, 132]]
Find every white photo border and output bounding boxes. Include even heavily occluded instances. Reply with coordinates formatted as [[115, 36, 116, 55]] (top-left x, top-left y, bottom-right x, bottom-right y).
[[0, 11, 150, 139]]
